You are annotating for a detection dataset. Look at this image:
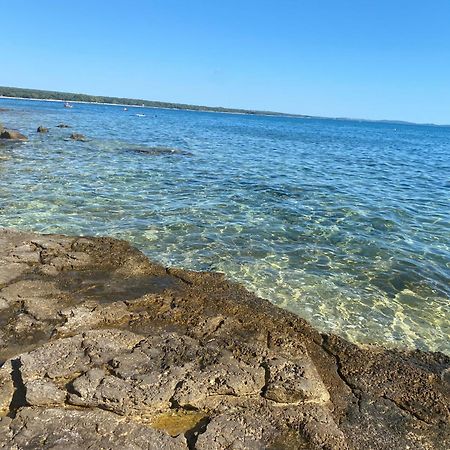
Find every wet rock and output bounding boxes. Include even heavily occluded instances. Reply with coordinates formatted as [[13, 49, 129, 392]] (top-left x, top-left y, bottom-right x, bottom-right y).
[[70, 133, 87, 141], [0, 129, 27, 141], [36, 126, 48, 133], [56, 123, 70, 128]]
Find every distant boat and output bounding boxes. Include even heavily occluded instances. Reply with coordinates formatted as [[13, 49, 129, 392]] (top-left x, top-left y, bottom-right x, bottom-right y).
[[64, 102, 73, 108], [123, 107, 128, 111], [136, 113, 145, 117]]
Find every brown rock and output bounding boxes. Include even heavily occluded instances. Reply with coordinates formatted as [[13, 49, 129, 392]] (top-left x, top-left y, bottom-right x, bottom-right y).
[[70, 133, 86, 141], [0, 229, 448, 450], [0, 129, 27, 140]]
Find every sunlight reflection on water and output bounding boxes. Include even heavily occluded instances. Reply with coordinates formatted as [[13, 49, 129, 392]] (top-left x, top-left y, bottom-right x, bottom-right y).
[[1, 98, 449, 353]]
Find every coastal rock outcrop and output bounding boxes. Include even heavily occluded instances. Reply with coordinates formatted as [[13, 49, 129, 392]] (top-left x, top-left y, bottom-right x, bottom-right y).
[[0, 229, 448, 449], [0, 129, 28, 141], [70, 133, 87, 141]]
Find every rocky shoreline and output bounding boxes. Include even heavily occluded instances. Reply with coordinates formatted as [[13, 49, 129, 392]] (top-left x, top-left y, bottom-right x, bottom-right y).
[[0, 229, 449, 449]]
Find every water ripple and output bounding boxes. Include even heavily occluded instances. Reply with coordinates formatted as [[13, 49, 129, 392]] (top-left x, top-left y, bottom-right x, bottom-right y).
[[1, 99, 449, 353]]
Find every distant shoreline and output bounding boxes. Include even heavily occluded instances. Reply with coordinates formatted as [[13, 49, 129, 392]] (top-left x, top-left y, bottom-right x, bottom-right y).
[[0, 86, 448, 126], [0, 86, 305, 119], [0, 95, 294, 119]]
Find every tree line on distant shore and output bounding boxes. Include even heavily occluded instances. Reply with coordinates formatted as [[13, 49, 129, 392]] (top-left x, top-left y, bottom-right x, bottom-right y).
[[0, 86, 301, 117]]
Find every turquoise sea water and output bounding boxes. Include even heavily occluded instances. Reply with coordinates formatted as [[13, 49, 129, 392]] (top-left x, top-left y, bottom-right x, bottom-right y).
[[1, 98, 449, 353]]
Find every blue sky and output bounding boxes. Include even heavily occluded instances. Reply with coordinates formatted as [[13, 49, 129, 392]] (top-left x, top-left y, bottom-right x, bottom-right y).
[[1, 0, 450, 123]]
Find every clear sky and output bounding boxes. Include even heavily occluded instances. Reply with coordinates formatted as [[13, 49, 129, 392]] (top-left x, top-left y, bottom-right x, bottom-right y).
[[1, 0, 450, 124]]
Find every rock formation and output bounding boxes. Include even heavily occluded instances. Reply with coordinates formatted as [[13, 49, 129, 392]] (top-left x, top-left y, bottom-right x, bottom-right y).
[[69, 133, 86, 141], [0, 129, 28, 141], [0, 229, 448, 449]]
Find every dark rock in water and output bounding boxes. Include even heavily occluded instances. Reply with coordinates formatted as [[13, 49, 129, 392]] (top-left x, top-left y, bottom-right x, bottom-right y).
[[0, 129, 28, 141], [37, 126, 48, 133], [56, 123, 70, 128], [130, 146, 193, 156], [70, 133, 87, 141], [0, 108, 9, 112], [0, 229, 448, 450]]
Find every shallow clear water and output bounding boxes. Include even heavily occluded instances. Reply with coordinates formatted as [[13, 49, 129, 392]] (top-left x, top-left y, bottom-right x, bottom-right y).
[[1, 98, 449, 353]]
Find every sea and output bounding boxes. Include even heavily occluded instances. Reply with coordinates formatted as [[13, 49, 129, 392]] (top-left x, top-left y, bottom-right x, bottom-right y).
[[1, 98, 449, 354]]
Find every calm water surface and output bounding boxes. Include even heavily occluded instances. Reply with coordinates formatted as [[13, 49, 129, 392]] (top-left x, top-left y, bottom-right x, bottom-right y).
[[1, 99, 449, 353]]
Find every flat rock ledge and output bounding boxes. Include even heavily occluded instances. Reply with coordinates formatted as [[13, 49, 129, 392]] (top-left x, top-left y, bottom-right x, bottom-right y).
[[0, 229, 448, 450]]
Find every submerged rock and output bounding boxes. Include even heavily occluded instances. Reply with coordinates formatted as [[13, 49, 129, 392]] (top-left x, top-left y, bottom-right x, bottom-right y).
[[70, 133, 87, 141], [37, 126, 48, 133], [0, 129, 28, 141], [129, 146, 193, 156], [56, 123, 71, 128], [0, 229, 448, 449]]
